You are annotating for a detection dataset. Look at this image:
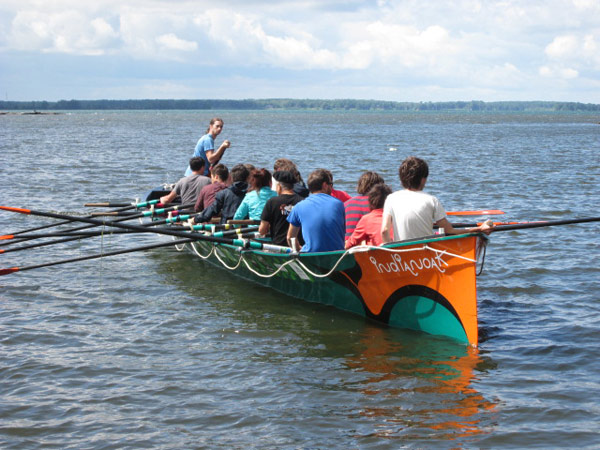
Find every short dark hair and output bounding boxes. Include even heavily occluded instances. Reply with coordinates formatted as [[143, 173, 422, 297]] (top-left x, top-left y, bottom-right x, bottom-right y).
[[230, 164, 250, 183], [274, 158, 303, 182], [367, 183, 392, 210], [250, 168, 272, 190], [307, 169, 332, 192], [211, 163, 229, 182], [357, 171, 385, 195], [189, 157, 206, 172], [399, 156, 429, 190]]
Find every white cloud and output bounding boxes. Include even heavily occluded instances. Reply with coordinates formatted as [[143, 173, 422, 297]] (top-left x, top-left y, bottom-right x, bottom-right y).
[[539, 65, 579, 79], [156, 33, 197, 52], [8, 10, 119, 55], [545, 35, 579, 59], [1, 0, 600, 101]]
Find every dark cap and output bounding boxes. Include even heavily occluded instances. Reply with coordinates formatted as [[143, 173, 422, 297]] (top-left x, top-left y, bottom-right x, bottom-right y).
[[273, 170, 296, 185]]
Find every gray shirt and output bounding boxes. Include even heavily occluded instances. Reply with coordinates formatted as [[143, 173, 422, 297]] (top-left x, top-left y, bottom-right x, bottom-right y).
[[174, 173, 212, 206]]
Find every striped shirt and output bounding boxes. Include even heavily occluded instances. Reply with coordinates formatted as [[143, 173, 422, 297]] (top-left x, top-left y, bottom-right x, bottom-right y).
[[344, 195, 370, 239]]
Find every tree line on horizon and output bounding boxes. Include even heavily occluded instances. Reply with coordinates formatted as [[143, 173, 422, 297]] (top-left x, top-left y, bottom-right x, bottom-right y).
[[1, 98, 599, 112]]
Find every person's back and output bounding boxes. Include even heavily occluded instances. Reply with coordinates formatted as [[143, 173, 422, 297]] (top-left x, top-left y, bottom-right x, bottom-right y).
[[382, 156, 493, 243], [287, 169, 345, 252], [383, 189, 444, 240], [194, 164, 229, 212], [260, 171, 304, 246], [344, 171, 385, 239], [161, 157, 210, 206], [345, 183, 392, 248], [179, 173, 211, 206], [194, 164, 249, 224], [234, 168, 277, 220]]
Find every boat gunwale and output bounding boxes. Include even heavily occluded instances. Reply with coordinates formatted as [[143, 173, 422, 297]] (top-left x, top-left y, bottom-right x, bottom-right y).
[[199, 232, 484, 259]]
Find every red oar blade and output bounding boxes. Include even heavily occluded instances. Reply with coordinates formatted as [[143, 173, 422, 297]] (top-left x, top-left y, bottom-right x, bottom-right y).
[[0, 206, 31, 214], [0, 267, 19, 276]]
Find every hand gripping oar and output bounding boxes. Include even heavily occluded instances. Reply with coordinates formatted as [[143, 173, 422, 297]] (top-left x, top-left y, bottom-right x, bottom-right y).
[[0, 238, 194, 276], [491, 216, 600, 232], [0, 206, 290, 254]]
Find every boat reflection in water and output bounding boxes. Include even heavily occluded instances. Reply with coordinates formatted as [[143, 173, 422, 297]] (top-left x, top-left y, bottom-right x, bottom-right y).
[[149, 247, 498, 445], [344, 325, 498, 443]]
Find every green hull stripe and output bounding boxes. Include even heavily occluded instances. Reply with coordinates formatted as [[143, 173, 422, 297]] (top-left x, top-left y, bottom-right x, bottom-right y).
[[388, 295, 468, 343]]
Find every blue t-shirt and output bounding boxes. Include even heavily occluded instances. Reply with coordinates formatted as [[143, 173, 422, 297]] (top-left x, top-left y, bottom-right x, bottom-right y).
[[185, 133, 213, 176], [287, 193, 345, 252]]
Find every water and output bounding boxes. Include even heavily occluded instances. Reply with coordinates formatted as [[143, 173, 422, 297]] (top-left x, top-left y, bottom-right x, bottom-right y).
[[1, 110, 599, 449]]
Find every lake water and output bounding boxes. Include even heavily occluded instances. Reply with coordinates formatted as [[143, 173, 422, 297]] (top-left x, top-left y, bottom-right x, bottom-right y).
[[1, 110, 599, 449]]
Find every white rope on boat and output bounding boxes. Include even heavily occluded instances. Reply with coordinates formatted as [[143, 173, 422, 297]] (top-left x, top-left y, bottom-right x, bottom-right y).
[[188, 240, 214, 258], [173, 238, 476, 279]]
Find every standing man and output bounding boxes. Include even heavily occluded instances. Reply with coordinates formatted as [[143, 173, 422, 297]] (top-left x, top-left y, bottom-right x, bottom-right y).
[[186, 117, 231, 176], [160, 157, 211, 206], [381, 156, 493, 243], [259, 170, 304, 246], [286, 169, 345, 252]]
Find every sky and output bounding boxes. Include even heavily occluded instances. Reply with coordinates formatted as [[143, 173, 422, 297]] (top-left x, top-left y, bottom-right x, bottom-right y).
[[1, 0, 599, 102]]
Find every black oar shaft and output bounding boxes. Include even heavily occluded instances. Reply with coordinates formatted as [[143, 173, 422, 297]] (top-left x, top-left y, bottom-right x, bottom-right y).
[[494, 217, 600, 232], [1, 203, 192, 247], [84, 202, 132, 207], [0, 238, 193, 276], [0, 207, 245, 245]]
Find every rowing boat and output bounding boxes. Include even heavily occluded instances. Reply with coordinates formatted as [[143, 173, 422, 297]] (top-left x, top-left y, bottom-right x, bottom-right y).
[[3, 200, 595, 346], [171, 232, 486, 346]]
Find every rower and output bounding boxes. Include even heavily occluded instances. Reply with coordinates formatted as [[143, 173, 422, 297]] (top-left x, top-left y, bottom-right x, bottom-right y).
[[381, 156, 494, 243]]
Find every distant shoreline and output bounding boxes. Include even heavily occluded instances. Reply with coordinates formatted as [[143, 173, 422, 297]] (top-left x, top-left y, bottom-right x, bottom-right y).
[[0, 111, 62, 115], [1, 99, 599, 112]]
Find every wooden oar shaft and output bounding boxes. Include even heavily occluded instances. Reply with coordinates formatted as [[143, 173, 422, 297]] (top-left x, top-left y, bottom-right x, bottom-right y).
[[0, 238, 194, 276]]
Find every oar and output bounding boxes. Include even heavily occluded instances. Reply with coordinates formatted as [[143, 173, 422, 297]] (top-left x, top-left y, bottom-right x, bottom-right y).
[[210, 226, 259, 238], [491, 217, 600, 232], [0, 206, 290, 253], [447, 210, 505, 216], [1, 202, 193, 248], [0, 229, 141, 255], [84, 202, 135, 207], [5, 199, 161, 237], [0, 229, 135, 240], [0, 238, 194, 276], [0, 223, 192, 255], [449, 220, 546, 228]]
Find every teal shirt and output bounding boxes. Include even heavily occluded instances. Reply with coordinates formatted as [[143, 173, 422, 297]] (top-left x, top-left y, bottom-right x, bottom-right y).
[[233, 187, 277, 220]]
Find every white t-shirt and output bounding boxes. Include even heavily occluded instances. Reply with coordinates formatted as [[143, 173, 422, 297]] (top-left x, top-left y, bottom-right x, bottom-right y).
[[382, 189, 447, 241]]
